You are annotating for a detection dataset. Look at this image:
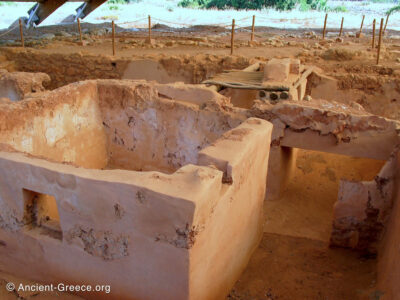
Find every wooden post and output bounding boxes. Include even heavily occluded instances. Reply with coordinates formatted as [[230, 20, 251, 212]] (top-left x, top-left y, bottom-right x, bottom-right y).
[[339, 17, 344, 37], [112, 20, 115, 56], [77, 18, 83, 46], [383, 14, 389, 35], [372, 19, 376, 49], [359, 15, 365, 37], [322, 13, 328, 39], [251, 15, 255, 42], [377, 18, 384, 65], [231, 19, 235, 55], [148, 15, 152, 41], [19, 18, 24, 48]]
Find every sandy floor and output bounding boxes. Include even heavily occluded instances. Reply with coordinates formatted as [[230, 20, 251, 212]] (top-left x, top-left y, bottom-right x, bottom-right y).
[[264, 150, 385, 242], [231, 150, 384, 300], [229, 233, 377, 300]]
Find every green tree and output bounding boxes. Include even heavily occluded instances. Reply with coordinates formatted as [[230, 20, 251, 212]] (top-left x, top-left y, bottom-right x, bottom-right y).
[[178, 0, 326, 11]]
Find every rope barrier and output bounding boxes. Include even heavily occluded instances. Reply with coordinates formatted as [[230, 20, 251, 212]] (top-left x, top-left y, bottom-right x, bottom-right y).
[[0, 14, 388, 42], [76, 16, 252, 30], [152, 17, 232, 27], [235, 25, 252, 32], [150, 16, 252, 28], [151, 18, 197, 27], [78, 17, 148, 27], [235, 16, 253, 22], [0, 12, 391, 65], [256, 15, 316, 21], [117, 17, 148, 26], [0, 24, 19, 38]]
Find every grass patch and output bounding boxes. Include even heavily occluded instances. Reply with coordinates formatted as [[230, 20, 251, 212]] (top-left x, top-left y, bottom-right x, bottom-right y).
[[107, 0, 142, 3], [0, 2, 17, 6], [179, 0, 328, 11], [326, 5, 348, 12], [108, 5, 120, 10], [387, 4, 400, 15], [107, 0, 128, 3], [298, 0, 327, 11]]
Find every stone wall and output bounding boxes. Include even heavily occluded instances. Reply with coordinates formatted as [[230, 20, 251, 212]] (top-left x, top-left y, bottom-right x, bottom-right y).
[[377, 150, 400, 299], [0, 48, 250, 90], [330, 146, 399, 252], [0, 69, 50, 101]]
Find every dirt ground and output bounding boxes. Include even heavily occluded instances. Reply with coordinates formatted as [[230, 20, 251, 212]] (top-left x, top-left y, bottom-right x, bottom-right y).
[[230, 150, 384, 300], [265, 150, 385, 242], [229, 233, 377, 300], [0, 22, 398, 300], [2, 23, 400, 121]]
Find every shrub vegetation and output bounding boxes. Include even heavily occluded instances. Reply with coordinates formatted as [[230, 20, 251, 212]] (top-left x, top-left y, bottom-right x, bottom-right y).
[[178, 0, 327, 11]]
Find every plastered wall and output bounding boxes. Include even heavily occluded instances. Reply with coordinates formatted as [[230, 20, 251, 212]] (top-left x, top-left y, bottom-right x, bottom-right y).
[[0, 81, 108, 169], [0, 79, 273, 300], [0, 117, 273, 300], [378, 151, 400, 299], [97, 80, 243, 173]]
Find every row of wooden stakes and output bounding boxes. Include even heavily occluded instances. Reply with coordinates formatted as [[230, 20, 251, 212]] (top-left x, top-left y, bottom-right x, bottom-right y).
[[17, 14, 388, 64], [322, 14, 389, 64]]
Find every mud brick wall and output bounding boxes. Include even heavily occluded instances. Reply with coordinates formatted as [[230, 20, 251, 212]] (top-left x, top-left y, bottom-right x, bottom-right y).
[[330, 146, 399, 252], [0, 48, 251, 90]]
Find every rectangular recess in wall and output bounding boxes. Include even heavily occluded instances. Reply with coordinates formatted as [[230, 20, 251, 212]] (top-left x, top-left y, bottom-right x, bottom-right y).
[[23, 189, 62, 241]]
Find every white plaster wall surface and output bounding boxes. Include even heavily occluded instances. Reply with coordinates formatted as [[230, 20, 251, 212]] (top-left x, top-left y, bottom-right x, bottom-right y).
[[0, 79, 273, 300], [0, 117, 272, 300], [0, 81, 108, 169], [96, 80, 244, 173]]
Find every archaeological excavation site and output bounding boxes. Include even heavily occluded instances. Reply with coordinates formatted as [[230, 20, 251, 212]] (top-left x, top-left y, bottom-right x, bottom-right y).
[[0, 1, 400, 299]]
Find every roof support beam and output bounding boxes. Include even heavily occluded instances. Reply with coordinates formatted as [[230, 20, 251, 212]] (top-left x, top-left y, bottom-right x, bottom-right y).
[[26, 0, 67, 28], [75, 0, 107, 21], [11, 0, 108, 28]]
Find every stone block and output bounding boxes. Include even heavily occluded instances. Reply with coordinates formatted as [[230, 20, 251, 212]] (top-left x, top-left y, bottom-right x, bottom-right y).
[[290, 58, 301, 75], [263, 58, 290, 82]]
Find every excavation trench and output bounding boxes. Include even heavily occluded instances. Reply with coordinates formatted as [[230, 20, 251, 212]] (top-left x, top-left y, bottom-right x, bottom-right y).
[[233, 149, 386, 300], [0, 48, 252, 89], [264, 148, 385, 242], [0, 53, 399, 299]]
